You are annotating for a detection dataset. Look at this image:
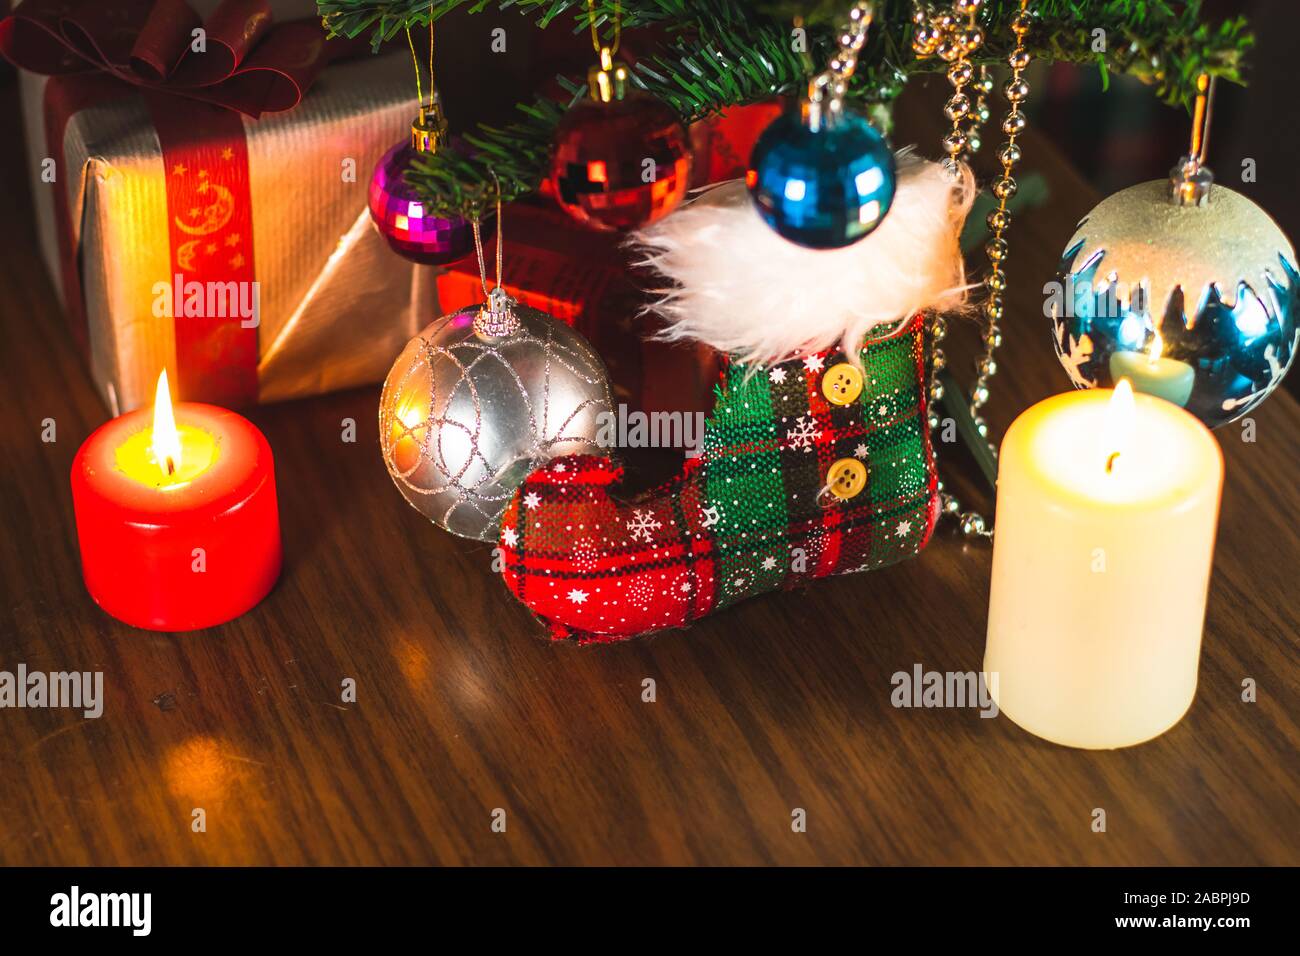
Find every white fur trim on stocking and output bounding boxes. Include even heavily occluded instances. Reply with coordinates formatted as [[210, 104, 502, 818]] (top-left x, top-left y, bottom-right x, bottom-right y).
[[630, 151, 976, 367]]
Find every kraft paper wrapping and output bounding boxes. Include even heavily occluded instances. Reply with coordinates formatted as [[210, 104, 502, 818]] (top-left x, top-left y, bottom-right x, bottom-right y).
[[19, 46, 422, 412]]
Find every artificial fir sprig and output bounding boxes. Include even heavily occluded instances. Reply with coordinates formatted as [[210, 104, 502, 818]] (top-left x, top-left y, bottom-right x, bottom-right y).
[[318, 0, 705, 49], [320, 0, 1253, 221], [408, 87, 572, 221], [406, 8, 815, 220]]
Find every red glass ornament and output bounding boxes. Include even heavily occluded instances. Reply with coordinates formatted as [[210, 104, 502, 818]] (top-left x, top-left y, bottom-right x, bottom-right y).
[[549, 93, 691, 231]]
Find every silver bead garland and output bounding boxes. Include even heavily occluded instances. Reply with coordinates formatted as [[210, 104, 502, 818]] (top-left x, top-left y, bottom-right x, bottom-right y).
[[918, 0, 1035, 540], [914, 0, 988, 167], [807, 1, 876, 129]]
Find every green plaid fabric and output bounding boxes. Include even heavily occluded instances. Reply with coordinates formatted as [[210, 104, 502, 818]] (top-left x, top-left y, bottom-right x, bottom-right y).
[[500, 314, 939, 643]]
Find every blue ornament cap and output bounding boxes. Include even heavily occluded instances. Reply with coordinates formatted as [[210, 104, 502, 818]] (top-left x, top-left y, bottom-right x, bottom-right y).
[[746, 106, 896, 249]]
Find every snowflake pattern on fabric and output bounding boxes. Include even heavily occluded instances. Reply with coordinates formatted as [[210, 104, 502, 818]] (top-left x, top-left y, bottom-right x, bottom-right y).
[[498, 314, 939, 643], [626, 508, 664, 542], [785, 415, 821, 451], [568, 539, 606, 573]]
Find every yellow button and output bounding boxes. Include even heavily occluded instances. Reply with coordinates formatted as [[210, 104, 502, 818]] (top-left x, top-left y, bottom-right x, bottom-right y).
[[821, 363, 864, 406], [826, 458, 868, 501]]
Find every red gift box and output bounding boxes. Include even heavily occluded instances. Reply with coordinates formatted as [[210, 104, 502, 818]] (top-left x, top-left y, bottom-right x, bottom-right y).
[[688, 101, 783, 187], [435, 104, 782, 417], [433, 202, 719, 417]]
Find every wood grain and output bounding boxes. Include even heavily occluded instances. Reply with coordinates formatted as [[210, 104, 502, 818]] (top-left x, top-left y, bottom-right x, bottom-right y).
[[1, 76, 1297, 867]]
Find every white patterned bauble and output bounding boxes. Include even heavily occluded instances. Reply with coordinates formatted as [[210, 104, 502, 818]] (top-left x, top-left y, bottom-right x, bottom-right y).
[[380, 291, 612, 540]]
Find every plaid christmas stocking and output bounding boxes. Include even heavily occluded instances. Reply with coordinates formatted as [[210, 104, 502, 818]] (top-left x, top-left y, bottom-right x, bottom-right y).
[[497, 313, 939, 643]]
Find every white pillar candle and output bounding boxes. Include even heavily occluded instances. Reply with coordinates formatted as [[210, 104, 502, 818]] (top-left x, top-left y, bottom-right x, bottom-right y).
[[984, 382, 1223, 749]]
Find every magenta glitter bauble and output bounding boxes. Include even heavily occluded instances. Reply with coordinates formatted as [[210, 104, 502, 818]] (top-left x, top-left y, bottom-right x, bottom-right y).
[[368, 141, 473, 265], [548, 93, 691, 232]]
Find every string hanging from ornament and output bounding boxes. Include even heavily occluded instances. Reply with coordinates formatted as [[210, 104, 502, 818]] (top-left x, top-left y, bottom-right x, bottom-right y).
[[1051, 72, 1298, 428], [378, 185, 613, 541], [546, 0, 692, 232], [368, 10, 473, 264], [746, 1, 896, 249], [920, 0, 1035, 540]]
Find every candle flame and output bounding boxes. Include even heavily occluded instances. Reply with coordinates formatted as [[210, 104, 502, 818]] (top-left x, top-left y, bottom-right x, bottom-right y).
[[152, 369, 182, 478], [1147, 331, 1164, 365], [1103, 378, 1136, 475]]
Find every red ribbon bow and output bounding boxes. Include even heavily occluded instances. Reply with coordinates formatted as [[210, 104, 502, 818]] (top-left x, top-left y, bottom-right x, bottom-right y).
[[0, 0, 361, 117]]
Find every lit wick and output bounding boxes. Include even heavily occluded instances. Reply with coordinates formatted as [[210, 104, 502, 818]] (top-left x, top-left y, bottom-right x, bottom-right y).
[[1147, 331, 1164, 367], [1102, 378, 1136, 478], [152, 369, 184, 481]]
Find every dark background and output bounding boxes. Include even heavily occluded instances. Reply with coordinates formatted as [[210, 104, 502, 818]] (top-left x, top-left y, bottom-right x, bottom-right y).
[[1030, 1, 1292, 229]]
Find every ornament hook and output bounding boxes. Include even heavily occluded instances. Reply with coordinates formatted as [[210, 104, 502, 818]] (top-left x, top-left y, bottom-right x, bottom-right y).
[[1169, 73, 1217, 207], [406, 8, 446, 152], [585, 0, 628, 102], [472, 176, 519, 338]]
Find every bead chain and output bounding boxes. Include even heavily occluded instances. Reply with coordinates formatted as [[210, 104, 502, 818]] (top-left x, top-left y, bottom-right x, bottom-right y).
[[913, 0, 987, 166], [913, 0, 1034, 540], [808, 2, 876, 125]]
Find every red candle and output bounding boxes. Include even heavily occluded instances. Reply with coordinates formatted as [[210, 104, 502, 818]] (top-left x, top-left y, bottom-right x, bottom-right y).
[[71, 371, 281, 631]]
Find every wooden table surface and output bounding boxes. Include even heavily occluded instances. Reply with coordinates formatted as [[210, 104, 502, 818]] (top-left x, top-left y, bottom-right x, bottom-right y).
[[2, 77, 1297, 867]]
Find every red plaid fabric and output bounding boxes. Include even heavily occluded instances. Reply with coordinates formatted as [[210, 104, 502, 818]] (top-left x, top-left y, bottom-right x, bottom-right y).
[[499, 314, 939, 643]]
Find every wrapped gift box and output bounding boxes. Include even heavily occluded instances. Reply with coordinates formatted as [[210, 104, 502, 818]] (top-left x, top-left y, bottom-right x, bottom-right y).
[[433, 106, 782, 416], [7, 0, 770, 416], [7, 0, 422, 412], [688, 101, 783, 187]]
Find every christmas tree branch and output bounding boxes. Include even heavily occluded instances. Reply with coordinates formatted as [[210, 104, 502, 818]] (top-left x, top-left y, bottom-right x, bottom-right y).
[[406, 86, 574, 221], [318, 0, 744, 49], [322, 0, 1254, 220], [403, 13, 808, 220]]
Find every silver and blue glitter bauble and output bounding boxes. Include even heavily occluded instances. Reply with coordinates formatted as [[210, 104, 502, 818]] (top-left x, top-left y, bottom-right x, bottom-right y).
[[1051, 178, 1298, 428], [379, 289, 613, 541], [746, 107, 896, 249]]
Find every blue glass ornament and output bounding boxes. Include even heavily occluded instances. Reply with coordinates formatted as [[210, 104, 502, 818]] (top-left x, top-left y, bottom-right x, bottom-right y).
[[746, 107, 896, 249], [1051, 180, 1299, 429]]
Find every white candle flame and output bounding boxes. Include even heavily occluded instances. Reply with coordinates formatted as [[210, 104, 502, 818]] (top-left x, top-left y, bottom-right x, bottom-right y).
[[1103, 378, 1136, 475], [1147, 331, 1164, 366], [152, 369, 182, 477]]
